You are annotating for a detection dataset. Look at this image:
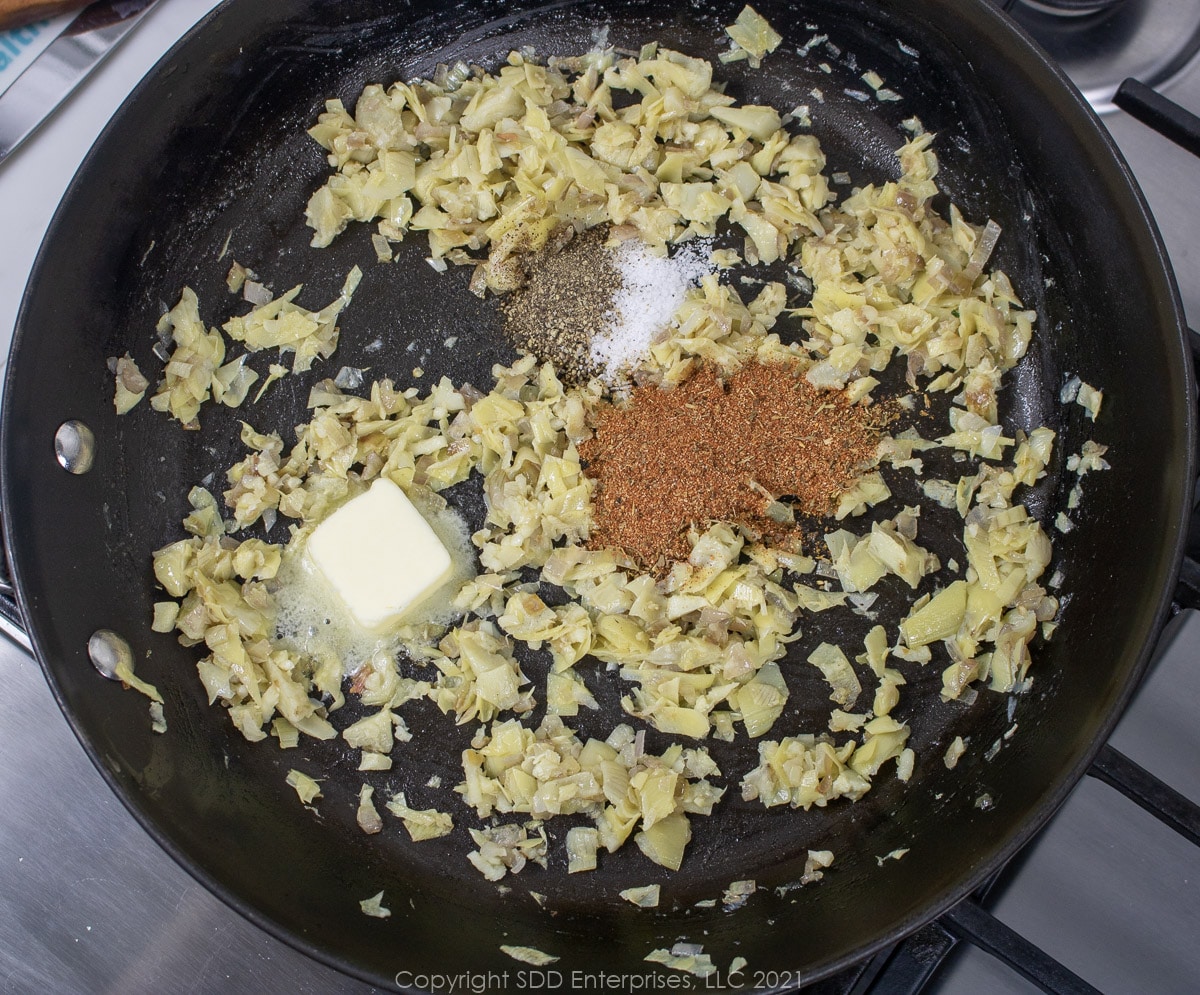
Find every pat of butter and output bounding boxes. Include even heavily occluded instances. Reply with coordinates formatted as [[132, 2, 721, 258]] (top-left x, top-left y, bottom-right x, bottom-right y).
[[305, 478, 452, 631]]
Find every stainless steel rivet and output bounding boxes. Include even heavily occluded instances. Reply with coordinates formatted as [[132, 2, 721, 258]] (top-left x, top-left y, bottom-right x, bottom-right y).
[[88, 629, 132, 681], [55, 420, 96, 474]]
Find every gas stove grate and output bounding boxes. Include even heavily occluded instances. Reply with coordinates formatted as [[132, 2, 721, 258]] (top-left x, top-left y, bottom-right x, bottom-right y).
[[834, 738, 1200, 995]]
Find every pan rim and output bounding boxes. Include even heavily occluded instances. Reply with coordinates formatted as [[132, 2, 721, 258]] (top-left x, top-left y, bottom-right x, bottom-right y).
[[2, 0, 1195, 988]]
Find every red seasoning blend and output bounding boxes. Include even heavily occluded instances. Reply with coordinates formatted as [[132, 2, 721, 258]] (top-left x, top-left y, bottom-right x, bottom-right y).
[[579, 361, 886, 570]]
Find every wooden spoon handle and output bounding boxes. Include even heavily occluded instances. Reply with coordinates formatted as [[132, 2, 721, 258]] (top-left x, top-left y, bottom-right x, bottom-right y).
[[0, 0, 90, 33]]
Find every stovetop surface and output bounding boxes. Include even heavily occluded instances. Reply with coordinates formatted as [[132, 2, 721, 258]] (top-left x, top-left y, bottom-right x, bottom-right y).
[[0, 3, 1197, 993]]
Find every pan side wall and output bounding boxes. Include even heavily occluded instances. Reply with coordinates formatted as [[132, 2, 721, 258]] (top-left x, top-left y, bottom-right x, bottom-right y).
[[1, 0, 1192, 988]]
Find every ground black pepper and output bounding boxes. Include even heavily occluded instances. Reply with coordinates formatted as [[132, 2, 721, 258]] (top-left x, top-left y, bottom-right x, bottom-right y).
[[501, 226, 618, 384]]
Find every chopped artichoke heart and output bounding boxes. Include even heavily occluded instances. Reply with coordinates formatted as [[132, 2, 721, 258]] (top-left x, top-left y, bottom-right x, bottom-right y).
[[459, 716, 720, 868], [566, 826, 600, 873], [635, 811, 692, 871], [141, 33, 1080, 890], [113, 654, 163, 705], [620, 884, 662, 907], [432, 620, 532, 723], [1075, 381, 1103, 420], [501, 945, 560, 966], [724, 5, 783, 68], [742, 736, 872, 810], [901, 581, 968, 647], [150, 288, 225, 427], [151, 601, 180, 633], [359, 891, 391, 918], [808, 642, 861, 708], [224, 267, 361, 374], [357, 784, 384, 834], [113, 353, 149, 414], [286, 769, 323, 805], [944, 736, 967, 769], [468, 823, 548, 880], [303, 38, 833, 278], [733, 662, 789, 737], [710, 104, 783, 143], [386, 792, 454, 841], [342, 709, 395, 754]]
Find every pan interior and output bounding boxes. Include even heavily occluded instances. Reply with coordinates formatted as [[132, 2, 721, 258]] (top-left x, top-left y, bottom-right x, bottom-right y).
[[1, 0, 1191, 988]]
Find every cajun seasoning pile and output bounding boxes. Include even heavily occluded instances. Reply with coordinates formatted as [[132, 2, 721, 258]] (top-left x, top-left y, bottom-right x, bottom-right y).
[[579, 361, 886, 569]]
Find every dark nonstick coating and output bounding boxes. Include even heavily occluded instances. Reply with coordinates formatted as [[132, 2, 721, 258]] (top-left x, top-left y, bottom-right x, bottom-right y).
[[2, 0, 1193, 989]]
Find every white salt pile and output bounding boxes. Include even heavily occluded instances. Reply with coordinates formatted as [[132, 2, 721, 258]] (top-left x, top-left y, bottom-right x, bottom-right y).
[[589, 238, 713, 380]]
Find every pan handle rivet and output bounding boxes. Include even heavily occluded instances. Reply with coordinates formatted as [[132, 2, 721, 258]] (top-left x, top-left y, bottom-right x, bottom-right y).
[[88, 629, 132, 681], [55, 420, 96, 474]]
